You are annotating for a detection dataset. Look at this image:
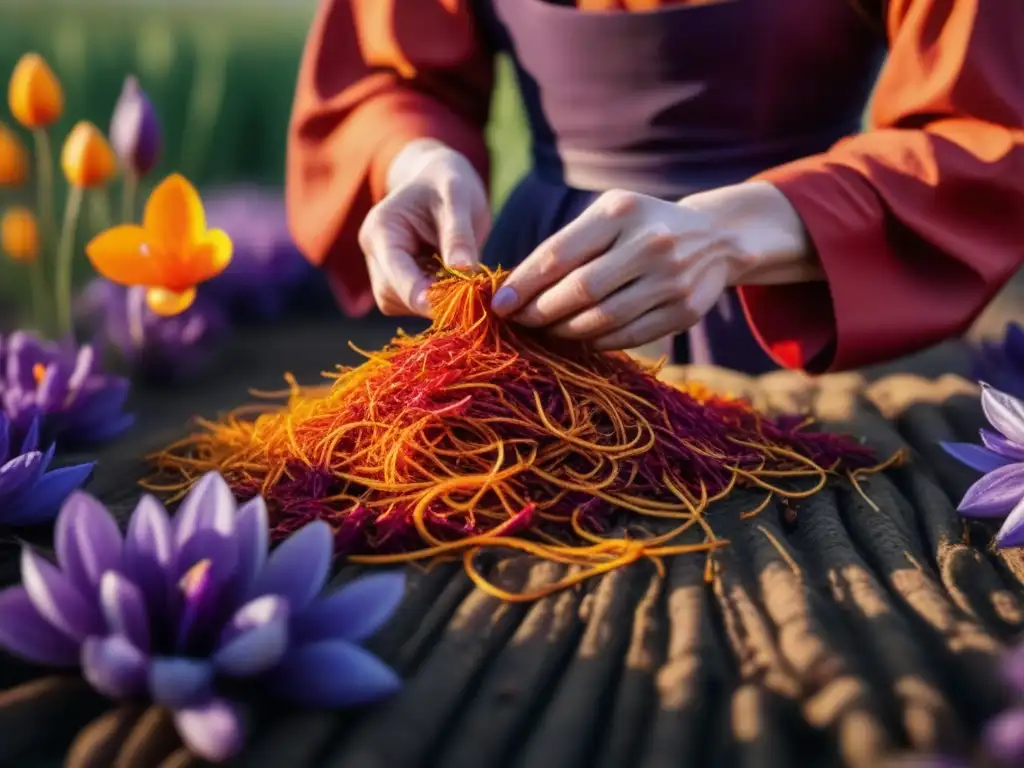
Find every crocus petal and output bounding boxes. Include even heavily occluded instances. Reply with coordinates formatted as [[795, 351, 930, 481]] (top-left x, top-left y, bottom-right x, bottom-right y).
[[1003, 643, 1024, 695], [123, 495, 173, 608], [143, 174, 206, 255], [99, 571, 150, 652], [213, 595, 289, 677], [173, 697, 244, 763], [55, 491, 123, 587], [19, 417, 41, 455], [980, 428, 1024, 462], [173, 471, 237, 547], [233, 496, 268, 594], [21, 546, 102, 641], [85, 225, 164, 287], [81, 634, 148, 699], [0, 450, 46, 502], [939, 441, 1013, 474], [957, 462, 1024, 518], [6, 461, 95, 525], [982, 706, 1024, 765], [1006, 322, 1024, 360], [981, 384, 1024, 446], [0, 586, 79, 665], [996, 495, 1024, 549], [292, 572, 406, 645], [149, 657, 214, 708], [268, 640, 400, 708], [248, 520, 332, 611], [187, 229, 233, 284]]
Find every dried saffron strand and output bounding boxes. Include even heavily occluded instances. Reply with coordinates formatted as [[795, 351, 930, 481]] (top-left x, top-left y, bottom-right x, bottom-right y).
[[148, 266, 898, 601]]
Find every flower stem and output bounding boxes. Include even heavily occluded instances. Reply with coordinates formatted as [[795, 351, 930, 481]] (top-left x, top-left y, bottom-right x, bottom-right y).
[[55, 185, 84, 342], [127, 285, 146, 348], [122, 170, 138, 224], [31, 128, 54, 329]]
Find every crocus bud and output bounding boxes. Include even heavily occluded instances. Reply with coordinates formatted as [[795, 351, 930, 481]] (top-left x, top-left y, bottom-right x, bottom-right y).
[[61, 121, 117, 188], [1, 207, 40, 263], [8, 53, 63, 129], [109, 76, 162, 177], [0, 122, 28, 187]]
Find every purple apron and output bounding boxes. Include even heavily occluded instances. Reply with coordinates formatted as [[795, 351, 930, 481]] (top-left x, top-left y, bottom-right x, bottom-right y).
[[476, 0, 884, 373]]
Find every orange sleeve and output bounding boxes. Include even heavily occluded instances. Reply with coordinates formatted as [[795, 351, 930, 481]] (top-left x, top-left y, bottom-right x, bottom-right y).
[[285, 0, 494, 316], [738, 0, 1024, 373]]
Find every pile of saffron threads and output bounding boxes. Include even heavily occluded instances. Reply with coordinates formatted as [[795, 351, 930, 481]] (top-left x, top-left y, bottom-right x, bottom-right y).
[[149, 267, 901, 601]]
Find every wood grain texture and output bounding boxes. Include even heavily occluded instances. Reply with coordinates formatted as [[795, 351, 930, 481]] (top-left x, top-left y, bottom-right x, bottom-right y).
[[0, 316, 1013, 768]]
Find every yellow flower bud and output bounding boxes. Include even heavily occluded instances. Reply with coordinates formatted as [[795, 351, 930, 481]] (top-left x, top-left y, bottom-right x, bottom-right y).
[[8, 53, 64, 129], [0, 122, 28, 187], [1, 207, 40, 263], [61, 121, 117, 188]]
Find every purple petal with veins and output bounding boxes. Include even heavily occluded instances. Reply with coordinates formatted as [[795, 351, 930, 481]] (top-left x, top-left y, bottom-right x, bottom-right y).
[[214, 595, 289, 677], [980, 428, 1024, 462], [174, 697, 244, 763], [100, 571, 151, 652], [21, 547, 103, 641], [957, 463, 1024, 518], [981, 384, 1024, 447], [0, 586, 80, 666]]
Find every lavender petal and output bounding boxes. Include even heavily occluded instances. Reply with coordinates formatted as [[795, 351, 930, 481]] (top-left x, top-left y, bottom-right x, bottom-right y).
[[981, 384, 1024, 446], [0, 451, 47, 502], [982, 706, 1024, 765], [213, 595, 289, 677], [55, 491, 123, 587], [122, 495, 173, 614], [981, 428, 1024, 462], [292, 572, 406, 645], [233, 496, 268, 595], [939, 441, 1013, 473], [2, 462, 96, 526], [149, 657, 215, 709], [957, 462, 1024, 518], [21, 546, 103, 641], [99, 571, 151, 652], [0, 586, 80, 666], [173, 697, 245, 763], [173, 472, 237, 547], [268, 639, 400, 708], [248, 521, 332, 611], [81, 634, 149, 699]]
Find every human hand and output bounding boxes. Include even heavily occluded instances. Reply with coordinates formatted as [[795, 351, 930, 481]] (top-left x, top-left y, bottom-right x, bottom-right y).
[[490, 181, 813, 350], [358, 139, 490, 317]]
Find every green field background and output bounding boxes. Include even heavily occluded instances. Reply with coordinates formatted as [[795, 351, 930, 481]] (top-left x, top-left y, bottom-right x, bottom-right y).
[[0, 0, 531, 308]]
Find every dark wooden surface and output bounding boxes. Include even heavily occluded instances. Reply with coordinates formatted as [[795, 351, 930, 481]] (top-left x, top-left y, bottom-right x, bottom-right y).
[[0, 314, 1020, 768]]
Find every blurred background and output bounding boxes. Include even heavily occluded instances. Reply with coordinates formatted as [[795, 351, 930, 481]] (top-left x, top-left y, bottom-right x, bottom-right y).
[[0, 0, 1019, 341]]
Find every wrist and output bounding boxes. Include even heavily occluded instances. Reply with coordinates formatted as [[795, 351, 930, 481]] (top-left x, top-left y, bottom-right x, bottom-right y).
[[681, 181, 822, 286]]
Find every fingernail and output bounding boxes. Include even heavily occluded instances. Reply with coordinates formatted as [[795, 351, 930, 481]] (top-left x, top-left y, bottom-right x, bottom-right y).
[[448, 248, 473, 269], [491, 286, 517, 314], [413, 287, 430, 314]]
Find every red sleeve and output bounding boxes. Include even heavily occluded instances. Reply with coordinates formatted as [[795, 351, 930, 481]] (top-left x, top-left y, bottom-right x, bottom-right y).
[[738, 0, 1024, 373], [285, 0, 493, 317]]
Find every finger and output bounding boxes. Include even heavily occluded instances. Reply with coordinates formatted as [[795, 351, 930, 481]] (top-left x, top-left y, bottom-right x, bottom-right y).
[[590, 304, 695, 352], [547, 275, 680, 341], [368, 238, 433, 317], [513, 226, 673, 327], [492, 191, 634, 317], [436, 186, 482, 270]]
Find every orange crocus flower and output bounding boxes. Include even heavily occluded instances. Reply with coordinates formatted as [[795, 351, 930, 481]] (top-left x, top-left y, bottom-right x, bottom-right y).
[[8, 53, 63, 129], [85, 173, 233, 316], [0, 122, 28, 187], [61, 121, 117, 188], [1, 207, 39, 263]]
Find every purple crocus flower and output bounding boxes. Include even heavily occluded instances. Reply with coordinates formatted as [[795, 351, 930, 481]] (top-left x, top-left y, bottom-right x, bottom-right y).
[[0, 472, 404, 762], [0, 331, 134, 447], [0, 413, 94, 526], [942, 383, 1024, 547], [201, 185, 316, 321], [76, 279, 229, 382], [974, 323, 1024, 400], [109, 76, 162, 177]]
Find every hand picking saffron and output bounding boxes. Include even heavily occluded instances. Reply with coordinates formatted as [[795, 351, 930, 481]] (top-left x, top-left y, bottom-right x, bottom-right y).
[[148, 267, 901, 601]]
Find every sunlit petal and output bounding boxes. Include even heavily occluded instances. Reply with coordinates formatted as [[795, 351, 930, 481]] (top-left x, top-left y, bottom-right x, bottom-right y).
[[143, 174, 206, 255], [186, 229, 233, 284], [85, 226, 165, 286], [146, 286, 196, 317]]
